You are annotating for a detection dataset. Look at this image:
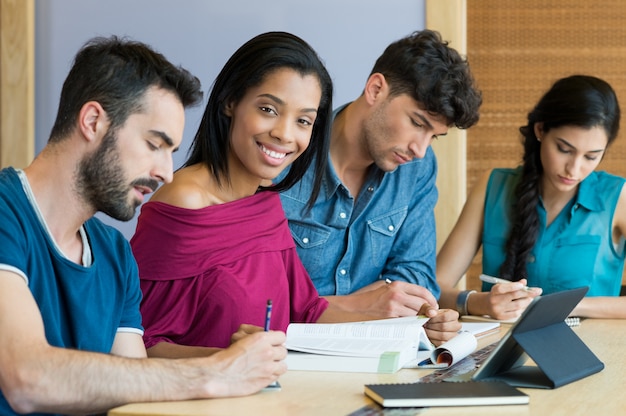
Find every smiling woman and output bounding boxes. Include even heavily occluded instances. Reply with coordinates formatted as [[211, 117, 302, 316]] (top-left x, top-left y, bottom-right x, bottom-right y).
[[224, 68, 322, 186], [129, 31, 346, 357]]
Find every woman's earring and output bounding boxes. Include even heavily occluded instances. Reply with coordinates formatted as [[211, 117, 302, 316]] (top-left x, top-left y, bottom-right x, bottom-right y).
[[537, 136, 542, 142]]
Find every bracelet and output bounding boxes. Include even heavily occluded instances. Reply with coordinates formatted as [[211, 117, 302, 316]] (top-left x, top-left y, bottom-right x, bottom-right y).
[[456, 290, 476, 316]]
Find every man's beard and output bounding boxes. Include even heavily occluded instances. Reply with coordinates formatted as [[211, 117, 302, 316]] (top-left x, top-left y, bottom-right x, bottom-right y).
[[362, 103, 396, 173], [76, 129, 157, 221]]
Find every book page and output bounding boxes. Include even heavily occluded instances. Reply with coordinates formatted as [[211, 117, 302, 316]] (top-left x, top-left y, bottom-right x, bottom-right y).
[[285, 317, 429, 357], [460, 322, 501, 338], [286, 338, 417, 357], [461, 315, 518, 324]]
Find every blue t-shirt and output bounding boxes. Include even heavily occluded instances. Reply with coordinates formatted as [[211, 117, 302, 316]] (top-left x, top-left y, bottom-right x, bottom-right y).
[[0, 167, 143, 415], [278, 104, 439, 297], [482, 167, 626, 296]]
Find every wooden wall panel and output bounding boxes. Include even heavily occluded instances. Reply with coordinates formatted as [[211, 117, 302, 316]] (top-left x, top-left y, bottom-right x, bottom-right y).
[[427, 0, 468, 289], [0, 0, 34, 169], [426, 0, 467, 250]]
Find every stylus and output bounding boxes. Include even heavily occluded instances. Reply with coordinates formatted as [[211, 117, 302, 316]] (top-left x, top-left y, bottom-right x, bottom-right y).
[[479, 274, 530, 291]]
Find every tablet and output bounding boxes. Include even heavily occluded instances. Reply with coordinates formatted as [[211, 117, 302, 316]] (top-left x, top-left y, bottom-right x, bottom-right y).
[[467, 286, 603, 389]]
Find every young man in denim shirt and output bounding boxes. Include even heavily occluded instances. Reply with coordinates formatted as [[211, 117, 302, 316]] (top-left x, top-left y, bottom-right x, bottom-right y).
[[279, 30, 482, 343]]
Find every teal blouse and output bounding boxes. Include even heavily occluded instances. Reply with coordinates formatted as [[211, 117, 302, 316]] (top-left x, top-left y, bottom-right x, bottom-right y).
[[482, 168, 626, 296]]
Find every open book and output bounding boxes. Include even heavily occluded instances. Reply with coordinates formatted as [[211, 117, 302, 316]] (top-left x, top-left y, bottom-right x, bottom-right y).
[[285, 316, 430, 373], [285, 317, 498, 373]]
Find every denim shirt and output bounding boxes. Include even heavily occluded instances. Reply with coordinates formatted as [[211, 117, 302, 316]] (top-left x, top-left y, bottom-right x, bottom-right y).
[[278, 106, 440, 297], [482, 167, 626, 296]]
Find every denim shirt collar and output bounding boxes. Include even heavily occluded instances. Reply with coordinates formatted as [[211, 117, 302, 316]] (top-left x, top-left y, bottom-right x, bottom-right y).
[[322, 103, 350, 200], [322, 156, 345, 200]]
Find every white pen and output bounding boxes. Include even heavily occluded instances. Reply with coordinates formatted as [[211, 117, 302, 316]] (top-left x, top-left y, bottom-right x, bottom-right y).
[[479, 274, 530, 291]]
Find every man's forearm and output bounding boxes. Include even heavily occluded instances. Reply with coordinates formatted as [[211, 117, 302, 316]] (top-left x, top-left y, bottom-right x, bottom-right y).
[[5, 345, 211, 414], [317, 295, 381, 322]]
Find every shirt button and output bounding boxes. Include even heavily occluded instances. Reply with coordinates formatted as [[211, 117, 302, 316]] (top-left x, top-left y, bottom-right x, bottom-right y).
[[388, 225, 394, 232], [340, 269, 347, 275], [302, 237, 309, 244], [528, 255, 535, 263], [339, 212, 347, 219]]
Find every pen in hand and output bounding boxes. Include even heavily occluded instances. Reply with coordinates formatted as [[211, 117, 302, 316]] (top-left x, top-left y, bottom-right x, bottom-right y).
[[263, 299, 280, 390], [479, 274, 530, 291], [264, 299, 272, 332]]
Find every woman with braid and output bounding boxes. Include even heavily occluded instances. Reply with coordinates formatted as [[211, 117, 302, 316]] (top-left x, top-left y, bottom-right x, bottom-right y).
[[436, 75, 626, 320]]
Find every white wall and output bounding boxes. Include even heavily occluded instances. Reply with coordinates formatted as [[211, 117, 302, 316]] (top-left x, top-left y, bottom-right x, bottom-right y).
[[35, 0, 425, 239]]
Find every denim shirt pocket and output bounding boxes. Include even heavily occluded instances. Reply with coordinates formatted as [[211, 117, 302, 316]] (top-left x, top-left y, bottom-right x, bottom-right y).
[[547, 235, 600, 293], [366, 208, 408, 267], [288, 222, 331, 273]]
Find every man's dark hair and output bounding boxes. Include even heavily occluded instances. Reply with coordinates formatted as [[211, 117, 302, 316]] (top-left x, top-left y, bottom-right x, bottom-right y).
[[49, 35, 202, 142], [370, 29, 482, 129]]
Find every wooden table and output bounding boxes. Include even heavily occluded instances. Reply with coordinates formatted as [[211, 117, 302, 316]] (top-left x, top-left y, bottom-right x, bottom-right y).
[[109, 319, 625, 415]]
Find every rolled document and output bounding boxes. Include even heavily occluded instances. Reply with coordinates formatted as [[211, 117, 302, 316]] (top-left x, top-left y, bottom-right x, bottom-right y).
[[416, 331, 478, 368]]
